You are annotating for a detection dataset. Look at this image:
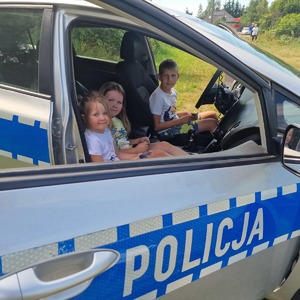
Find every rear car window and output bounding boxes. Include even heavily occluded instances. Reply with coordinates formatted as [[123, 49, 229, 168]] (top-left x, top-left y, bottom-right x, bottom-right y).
[[0, 8, 42, 92]]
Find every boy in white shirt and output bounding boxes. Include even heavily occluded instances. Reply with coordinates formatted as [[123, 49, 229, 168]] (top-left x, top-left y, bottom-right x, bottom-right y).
[[149, 59, 218, 138]]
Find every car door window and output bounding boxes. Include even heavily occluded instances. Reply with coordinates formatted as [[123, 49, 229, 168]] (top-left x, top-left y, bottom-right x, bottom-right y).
[[275, 90, 300, 132], [72, 27, 125, 61], [71, 23, 264, 156], [0, 9, 42, 92], [72, 27, 126, 91]]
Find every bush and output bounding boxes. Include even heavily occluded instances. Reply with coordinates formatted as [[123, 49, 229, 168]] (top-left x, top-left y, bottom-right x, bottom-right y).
[[275, 13, 300, 38], [260, 30, 276, 40], [278, 34, 300, 44]]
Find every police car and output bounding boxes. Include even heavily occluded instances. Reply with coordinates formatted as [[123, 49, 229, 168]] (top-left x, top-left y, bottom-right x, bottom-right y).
[[0, 1, 300, 299]]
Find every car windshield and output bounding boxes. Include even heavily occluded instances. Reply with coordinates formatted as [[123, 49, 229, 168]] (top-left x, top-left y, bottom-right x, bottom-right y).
[[169, 11, 300, 77]]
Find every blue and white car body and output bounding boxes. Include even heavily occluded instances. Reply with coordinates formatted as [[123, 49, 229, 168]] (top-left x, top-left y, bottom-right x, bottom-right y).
[[0, 1, 300, 299]]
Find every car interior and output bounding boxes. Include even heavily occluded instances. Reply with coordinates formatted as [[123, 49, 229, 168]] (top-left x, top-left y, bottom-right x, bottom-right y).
[[71, 25, 262, 162]]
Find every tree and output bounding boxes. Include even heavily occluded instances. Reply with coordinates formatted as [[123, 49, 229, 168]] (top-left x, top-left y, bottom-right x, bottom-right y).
[[224, 0, 245, 17], [260, 0, 300, 31], [275, 13, 300, 37], [196, 3, 203, 18], [240, 0, 268, 27], [256, 0, 268, 17], [201, 0, 221, 19], [270, 0, 300, 16]]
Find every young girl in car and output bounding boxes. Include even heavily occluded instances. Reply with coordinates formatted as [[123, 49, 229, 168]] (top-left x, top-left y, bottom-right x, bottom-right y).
[[99, 82, 188, 157], [79, 90, 172, 162]]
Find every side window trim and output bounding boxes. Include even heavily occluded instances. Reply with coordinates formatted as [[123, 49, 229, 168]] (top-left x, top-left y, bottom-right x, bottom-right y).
[[38, 7, 54, 95]]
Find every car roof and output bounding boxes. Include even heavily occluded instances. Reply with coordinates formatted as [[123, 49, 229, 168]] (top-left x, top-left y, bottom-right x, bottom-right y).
[[0, 0, 99, 8]]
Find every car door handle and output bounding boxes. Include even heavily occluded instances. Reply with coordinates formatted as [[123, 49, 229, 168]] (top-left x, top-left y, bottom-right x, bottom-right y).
[[0, 249, 119, 300]]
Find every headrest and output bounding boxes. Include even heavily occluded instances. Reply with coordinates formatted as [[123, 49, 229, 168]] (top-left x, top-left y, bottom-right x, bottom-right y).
[[120, 32, 148, 62]]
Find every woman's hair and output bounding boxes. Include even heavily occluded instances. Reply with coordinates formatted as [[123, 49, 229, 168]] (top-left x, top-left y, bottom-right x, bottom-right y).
[[78, 90, 112, 129], [99, 82, 131, 134]]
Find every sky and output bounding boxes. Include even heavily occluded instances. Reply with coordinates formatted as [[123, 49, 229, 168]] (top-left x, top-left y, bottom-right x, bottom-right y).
[[150, 0, 272, 15]]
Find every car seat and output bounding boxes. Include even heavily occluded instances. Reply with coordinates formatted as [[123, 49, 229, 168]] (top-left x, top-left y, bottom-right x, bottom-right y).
[[115, 31, 157, 138]]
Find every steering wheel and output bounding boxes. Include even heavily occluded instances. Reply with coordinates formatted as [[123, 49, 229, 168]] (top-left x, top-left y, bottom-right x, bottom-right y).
[[195, 69, 223, 108], [203, 124, 261, 153]]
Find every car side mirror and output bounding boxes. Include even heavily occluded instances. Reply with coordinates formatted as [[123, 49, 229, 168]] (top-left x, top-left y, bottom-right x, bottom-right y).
[[282, 124, 300, 176]]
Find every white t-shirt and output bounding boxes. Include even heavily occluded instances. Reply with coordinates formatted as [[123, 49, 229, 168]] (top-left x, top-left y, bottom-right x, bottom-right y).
[[85, 128, 119, 162], [149, 86, 179, 123], [252, 26, 258, 36]]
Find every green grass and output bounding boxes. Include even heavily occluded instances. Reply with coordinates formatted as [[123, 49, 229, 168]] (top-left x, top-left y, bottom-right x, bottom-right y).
[[152, 37, 300, 113], [252, 34, 300, 71]]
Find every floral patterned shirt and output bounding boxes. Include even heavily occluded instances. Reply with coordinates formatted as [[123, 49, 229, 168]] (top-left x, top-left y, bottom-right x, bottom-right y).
[[111, 117, 132, 150]]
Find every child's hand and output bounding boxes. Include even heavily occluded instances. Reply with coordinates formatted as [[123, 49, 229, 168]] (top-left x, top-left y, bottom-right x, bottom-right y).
[[136, 141, 149, 152], [131, 152, 151, 160], [191, 113, 198, 121], [139, 136, 150, 144], [181, 115, 195, 123], [133, 154, 142, 160]]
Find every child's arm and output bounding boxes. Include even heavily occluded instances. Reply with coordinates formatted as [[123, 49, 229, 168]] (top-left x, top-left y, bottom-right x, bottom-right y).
[[115, 146, 142, 160], [89, 154, 104, 162], [129, 136, 149, 146], [152, 114, 195, 131], [117, 141, 149, 155], [177, 111, 192, 117]]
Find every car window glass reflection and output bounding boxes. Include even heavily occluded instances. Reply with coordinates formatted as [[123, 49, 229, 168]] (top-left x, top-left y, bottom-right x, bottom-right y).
[[283, 127, 300, 174], [275, 91, 300, 132], [0, 9, 42, 91]]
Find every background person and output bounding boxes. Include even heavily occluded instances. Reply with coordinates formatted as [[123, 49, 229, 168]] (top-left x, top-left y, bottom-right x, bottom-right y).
[[249, 22, 255, 36], [251, 24, 259, 43]]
